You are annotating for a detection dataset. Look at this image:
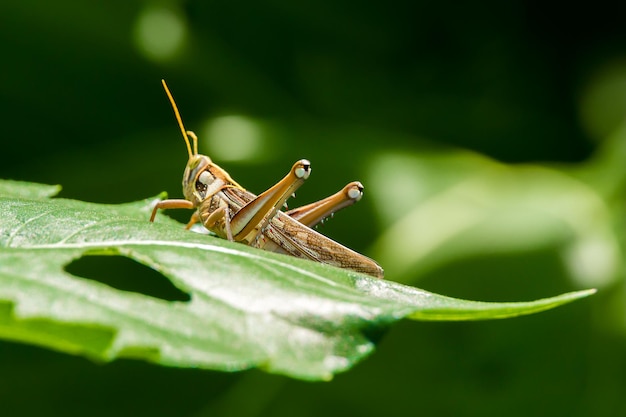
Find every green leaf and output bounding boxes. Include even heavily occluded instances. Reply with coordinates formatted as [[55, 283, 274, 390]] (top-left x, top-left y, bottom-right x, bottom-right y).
[[0, 178, 61, 199], [0, 180, 595, 380]]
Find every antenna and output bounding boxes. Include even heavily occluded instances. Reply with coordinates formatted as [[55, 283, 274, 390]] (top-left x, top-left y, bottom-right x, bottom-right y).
[[161, 80, 195, 158]]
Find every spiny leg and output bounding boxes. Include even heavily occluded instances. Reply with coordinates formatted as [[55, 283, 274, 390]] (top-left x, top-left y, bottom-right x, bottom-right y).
[[285, 181, 364, 228], [185, 211, 201, 230], [203, 204, 235, 241], [150, 199, 195, 222]]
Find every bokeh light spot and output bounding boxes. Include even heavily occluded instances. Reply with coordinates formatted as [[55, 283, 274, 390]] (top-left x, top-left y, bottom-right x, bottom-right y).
[[562, 234, 618, 288], [202, 115, 265, 162], [133, 6, 187, 61]]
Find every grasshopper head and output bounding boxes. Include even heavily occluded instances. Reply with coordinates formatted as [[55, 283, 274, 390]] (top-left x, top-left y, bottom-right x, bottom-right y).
[[182, 154, 214, 205]]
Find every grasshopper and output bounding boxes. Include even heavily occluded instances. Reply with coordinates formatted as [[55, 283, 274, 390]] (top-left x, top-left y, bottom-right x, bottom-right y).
[[150, 81, 384, 278]]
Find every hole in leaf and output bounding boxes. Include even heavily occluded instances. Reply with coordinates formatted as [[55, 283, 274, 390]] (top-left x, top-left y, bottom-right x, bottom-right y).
[[65, 255, 191, 302]]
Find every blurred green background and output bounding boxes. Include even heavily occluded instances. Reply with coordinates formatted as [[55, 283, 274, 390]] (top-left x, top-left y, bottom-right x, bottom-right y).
[[1, 1, 626, 416]]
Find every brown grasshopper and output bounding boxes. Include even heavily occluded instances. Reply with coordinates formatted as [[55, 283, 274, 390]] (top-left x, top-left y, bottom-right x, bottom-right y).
[[150, 80, 384, 278]]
